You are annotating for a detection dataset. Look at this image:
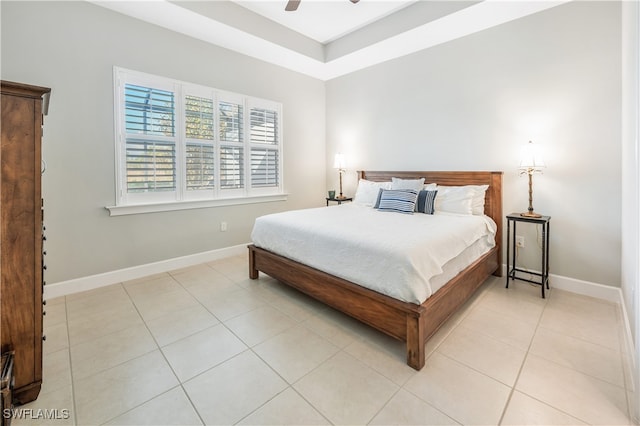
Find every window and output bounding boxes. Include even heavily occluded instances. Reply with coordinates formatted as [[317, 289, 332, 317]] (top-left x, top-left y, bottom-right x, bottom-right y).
[[112, 67, 284, 212]]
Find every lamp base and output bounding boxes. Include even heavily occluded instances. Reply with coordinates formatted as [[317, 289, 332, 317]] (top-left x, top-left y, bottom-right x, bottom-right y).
[[521, 211, 542, 218]]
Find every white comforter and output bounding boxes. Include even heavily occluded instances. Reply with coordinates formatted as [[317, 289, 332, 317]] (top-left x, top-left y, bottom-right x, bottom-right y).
[[251, 204, 497, 304]]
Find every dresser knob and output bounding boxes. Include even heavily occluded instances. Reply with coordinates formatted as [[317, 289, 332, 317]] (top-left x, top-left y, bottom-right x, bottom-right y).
[[42, 335, 46, 341], [43, 250, 47, 256], [43, 265, 47, 270], [43, 300, 47, 306], [42, 235, 47, 241], [43, 311, 46, 316]]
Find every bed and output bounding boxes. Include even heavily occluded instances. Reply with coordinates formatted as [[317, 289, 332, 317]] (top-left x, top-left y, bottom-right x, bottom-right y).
[[248, 170, 503, 370]]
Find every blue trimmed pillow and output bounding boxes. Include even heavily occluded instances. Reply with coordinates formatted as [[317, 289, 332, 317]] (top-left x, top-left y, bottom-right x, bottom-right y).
[[376, 189, 418, 214], [416, 190, 438, 214]]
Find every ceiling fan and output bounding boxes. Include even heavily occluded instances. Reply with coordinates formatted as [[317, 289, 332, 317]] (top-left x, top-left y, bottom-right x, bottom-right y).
[[285, 0, 359, 12]]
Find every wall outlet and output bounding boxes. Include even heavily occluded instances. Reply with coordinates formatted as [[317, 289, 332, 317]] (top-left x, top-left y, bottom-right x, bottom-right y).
[[516, 235, 525, 248], [220, 221, 227, 232]]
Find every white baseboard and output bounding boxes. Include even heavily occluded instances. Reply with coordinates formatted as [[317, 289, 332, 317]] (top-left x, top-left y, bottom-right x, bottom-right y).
[[501, 263, 622, 303], [43, 243, 249, 299]]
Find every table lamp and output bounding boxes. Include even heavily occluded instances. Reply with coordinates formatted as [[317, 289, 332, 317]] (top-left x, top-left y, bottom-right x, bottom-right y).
[[333, 153, 346, 200], [518, 140, 545, 218]]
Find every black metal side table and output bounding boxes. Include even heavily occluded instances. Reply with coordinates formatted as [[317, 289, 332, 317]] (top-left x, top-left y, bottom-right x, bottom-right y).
[[506, 213, 551, 298], [326, 197, 352, 206]]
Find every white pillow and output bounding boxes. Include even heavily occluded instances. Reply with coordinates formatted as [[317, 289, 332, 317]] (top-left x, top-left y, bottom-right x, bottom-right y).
[[391, 177, 425, 192], [436, 185, 489, 215], [434, 186, 476, 215], [423, 183, 437, 191], [353, 179, 392, 206]]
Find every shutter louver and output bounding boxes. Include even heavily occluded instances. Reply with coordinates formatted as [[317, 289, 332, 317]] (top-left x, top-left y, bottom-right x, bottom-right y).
[[125, 84, 175, 136], [186, 144, 215, 190], [251, 148, 279, 187], [220, 146, 244, 189], [124, 84, 177, 194], [250, 108, 277, 145], [126, 140, 176, 192], [185, 95, 214, 140]]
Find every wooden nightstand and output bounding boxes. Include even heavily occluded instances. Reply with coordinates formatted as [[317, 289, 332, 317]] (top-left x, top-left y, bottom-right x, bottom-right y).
[[505, 213, 551, 298], [326, 197, 353, 206]]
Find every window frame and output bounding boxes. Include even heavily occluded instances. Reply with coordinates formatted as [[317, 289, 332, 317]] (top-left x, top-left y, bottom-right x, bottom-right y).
[[110, 67, 285, 215]]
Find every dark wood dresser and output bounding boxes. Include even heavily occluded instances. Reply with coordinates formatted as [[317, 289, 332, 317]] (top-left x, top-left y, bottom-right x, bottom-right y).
[[0, 81, 50, 405]]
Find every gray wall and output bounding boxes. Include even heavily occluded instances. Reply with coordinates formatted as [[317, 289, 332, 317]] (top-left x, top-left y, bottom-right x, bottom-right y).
[[326, 1, 622, 287], [1, 1, 326, 283]]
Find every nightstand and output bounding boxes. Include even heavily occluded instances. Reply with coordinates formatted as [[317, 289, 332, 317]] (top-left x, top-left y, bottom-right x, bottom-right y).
[[506, 213, 551, 298], [326, 197, 353, 206]]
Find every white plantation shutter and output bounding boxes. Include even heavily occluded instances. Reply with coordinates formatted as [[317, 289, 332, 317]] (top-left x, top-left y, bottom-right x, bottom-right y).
[[123, 83, 177, 198], [114, 68, 283, 208], [184, 94, 215, 194], [249, 103, 281, 192], [219, 100, 244, 193]]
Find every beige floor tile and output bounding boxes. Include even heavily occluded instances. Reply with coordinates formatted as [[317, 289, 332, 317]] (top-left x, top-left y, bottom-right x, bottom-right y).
[[404, 352, 511, 425], [132, 287, 200, 321], [301, 309, 359, 349], [105, 386, 203, 425], [530, 327, 625, 387], [42, 322, 68, 354], [183, 350, 288, 425], [45, 295, 65, 306], [40, 348, 71, 396], [539, 303, 620, 351], [65, 284, 130, 320], [185, 278, 241, 302], [224, 305, 298, 346], [437, 324, 527, 386], [42, 300, 67, 328], [238, 387, 330, 425], [516, 354, 630, 425], [459, 305, 538, 351], [11, 385, 74, 426], [67, 302, 143, 346], [480, 280, 547, 324], [198, 287, 266, 321], [170, 263, 233, 288], [293, 351, 398, 425], [123, 273, 183, 300], [253, 324, 340, 383], [501, 391, 587, 425], [145, 304, 219, 346], [344, 336, 416, 386], [70, 323, 157, 379], [74, 350, 178, 425], [161, 323, 247, 381], [370, 388, 459, 425]]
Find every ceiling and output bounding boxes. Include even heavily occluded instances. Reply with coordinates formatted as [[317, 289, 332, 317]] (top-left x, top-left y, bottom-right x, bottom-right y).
[[90, 0, 569, 81], [233, 0, 418, 44]]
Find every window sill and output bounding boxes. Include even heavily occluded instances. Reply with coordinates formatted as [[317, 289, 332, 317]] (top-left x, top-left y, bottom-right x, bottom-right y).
[[105, 193, 288, 216]]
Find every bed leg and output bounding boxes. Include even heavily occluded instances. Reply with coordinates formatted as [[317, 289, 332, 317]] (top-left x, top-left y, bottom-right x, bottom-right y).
[[248, 245, 259, 280], [406, 314, 426, 370]]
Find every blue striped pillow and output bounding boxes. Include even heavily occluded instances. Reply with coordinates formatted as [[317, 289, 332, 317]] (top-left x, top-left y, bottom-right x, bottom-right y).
[[416, 190, 438, 214], [376, 189, 418, 214]]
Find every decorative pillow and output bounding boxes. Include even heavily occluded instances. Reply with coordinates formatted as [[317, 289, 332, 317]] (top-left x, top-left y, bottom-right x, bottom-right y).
[[423, 183, 437, 191], [391, 177, 425, 192], [376, 189, 418, 214], [354, 179, 392, 206], [436, 185, 489, 215], [434, 186, 475, 215], [416, 190, 438, 214]]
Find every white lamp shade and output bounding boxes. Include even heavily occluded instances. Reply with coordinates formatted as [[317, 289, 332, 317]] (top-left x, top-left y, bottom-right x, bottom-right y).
[[333, 153, 346, 169], [518, 141, 545, 171]]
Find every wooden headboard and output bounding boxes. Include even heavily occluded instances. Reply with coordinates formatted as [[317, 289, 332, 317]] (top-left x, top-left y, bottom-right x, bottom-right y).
[[359, 170, 503, 273]]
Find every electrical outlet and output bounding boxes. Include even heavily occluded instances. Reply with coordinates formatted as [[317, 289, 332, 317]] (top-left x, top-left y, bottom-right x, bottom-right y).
[[220, 221, 227, 232], [516, 235, 525, 248]]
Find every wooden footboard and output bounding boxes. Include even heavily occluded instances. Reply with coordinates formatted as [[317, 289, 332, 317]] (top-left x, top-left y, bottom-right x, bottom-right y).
[[248, 170, 502, 370]]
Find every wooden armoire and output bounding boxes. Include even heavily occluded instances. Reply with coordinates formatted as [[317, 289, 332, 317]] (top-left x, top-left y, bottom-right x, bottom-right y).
[[0, 80, 50, 405]]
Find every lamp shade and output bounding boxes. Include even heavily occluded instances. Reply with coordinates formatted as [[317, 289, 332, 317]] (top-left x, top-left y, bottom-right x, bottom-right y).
[[518, 141, 545, 172], [333, 153, 346, 169]]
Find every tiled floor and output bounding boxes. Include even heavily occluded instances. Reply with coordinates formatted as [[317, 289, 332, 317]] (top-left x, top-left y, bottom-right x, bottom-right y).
[[17, 253, 634, 425]]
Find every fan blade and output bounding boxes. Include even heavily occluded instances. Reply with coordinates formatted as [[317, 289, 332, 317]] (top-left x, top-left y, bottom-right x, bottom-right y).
[[285, 0, 300, 11]]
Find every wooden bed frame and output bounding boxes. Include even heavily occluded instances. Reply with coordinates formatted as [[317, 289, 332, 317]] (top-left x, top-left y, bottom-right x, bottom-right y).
[[248, 171, 503, 370]]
